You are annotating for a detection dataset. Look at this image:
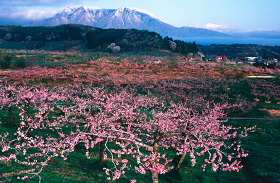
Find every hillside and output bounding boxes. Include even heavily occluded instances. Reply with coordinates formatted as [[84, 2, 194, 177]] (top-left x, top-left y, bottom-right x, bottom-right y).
[[0, 24, 198, 54]]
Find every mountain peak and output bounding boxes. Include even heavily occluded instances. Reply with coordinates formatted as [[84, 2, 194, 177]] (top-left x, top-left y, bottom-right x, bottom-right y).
[[62, 7, 75, 13], [79, 6, 100, 11], [33, 6, 229, 38], [117, 7, 131, 11], [60, 6, 99, 13]]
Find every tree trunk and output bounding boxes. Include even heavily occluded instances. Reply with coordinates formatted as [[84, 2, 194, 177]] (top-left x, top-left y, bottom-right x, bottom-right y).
[[8, 106, 14, 126], [151, 132, 162, 183], [174, 150, 187, 171], [151, 171, 159, 183], [24, 103, 29, 119], [99, 141, 104, 166], [216, 167, 220, 183]]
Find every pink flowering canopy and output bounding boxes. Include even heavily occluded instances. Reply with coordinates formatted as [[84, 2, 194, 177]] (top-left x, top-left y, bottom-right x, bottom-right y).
[[0, 85, 254, 182]]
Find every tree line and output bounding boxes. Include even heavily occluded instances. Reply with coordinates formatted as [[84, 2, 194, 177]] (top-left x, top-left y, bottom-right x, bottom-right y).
[[0, 25, 198, 54]]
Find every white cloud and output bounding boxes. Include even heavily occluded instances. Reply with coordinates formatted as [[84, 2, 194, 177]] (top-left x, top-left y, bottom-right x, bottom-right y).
[[187, 23, 203, 28], [204, 23, 234, 32], [0, 7, 57, 25], [0, 0, 82, 6], [9, 9, 56, 21]]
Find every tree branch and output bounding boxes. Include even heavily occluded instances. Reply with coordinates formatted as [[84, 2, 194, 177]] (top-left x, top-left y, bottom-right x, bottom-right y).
[[81, 133, 153, 150]]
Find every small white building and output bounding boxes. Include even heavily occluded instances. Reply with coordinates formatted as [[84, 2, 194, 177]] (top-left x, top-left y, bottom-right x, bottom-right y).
[[245, 57, 258, 61]]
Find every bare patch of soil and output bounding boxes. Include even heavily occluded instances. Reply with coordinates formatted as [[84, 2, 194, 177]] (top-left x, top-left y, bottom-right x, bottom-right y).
[[260, 109, 280, 117]]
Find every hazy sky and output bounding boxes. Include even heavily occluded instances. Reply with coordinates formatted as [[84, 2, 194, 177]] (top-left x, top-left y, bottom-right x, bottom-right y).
[[1, 0, 280, 32]]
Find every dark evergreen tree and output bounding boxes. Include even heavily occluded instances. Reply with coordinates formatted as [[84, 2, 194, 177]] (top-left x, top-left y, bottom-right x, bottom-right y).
[[192, 41, 198, 53], [262, 51, 268, 59]]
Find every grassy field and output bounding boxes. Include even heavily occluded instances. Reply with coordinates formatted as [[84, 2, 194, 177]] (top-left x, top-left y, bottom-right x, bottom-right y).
[[0, 41, 27, 50], [0, 41, 88, 52]]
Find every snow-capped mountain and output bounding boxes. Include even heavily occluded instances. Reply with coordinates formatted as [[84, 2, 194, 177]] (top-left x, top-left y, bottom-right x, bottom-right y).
[[33, 6, 229, 38]]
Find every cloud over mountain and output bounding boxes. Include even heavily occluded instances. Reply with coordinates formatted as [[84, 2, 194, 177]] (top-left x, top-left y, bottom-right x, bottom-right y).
[[204, 23, 233, 33], [2, 9, 56, 21], [0, 0, 82, 6], [0, 7, 56, 25]]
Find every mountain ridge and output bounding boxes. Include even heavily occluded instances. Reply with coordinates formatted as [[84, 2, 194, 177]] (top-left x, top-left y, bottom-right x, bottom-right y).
[[32, 6, 229, 38]]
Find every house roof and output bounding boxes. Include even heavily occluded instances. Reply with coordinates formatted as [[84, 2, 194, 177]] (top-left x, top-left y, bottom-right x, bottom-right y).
[[216, 55, 227, 59]]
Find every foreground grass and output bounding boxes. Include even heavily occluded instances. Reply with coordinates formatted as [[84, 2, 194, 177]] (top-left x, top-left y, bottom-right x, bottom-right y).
[[230, 119, 280, 183]]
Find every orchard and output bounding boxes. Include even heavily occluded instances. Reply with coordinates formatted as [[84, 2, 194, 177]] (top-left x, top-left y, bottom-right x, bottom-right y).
[[1, 56, 279, 182], [0, 83, 255, 183]]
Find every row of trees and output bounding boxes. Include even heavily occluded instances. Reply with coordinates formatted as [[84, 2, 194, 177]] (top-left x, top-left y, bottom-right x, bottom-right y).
[[0, 84, 254, 182], [163, 36, 198, 55], [86, 28, 198, 54], [0, 25, 198, 54]]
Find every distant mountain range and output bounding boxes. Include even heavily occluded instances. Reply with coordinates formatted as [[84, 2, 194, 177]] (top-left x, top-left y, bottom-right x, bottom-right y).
[[230, 30, 280, 39], [32, 6, 229, 38]]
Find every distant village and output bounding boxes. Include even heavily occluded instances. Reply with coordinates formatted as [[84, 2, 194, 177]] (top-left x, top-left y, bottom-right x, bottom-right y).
[[196, 44, 280, 67], [143, 51, 279, 68], [202, 53, 278, 66]]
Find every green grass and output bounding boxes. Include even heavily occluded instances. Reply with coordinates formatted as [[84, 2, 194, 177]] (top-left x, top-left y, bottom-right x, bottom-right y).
[[228, 119, 280, 183], [40, 41, 88, 52], [257, 103, 280, 110], [0, 40, 88, 52], [0, 41, 27, 50]]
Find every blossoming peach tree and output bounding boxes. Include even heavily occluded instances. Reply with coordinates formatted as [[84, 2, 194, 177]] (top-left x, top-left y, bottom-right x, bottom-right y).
[[0, 85, 254, 183]]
